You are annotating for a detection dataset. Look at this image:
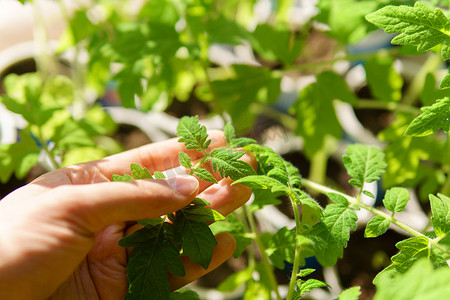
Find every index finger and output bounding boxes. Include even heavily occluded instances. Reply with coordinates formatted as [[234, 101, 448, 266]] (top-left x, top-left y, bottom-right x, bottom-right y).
[[92, 130, 226, 179]]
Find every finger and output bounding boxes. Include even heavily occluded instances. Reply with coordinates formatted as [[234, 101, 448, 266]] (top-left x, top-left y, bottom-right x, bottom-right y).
[[124, 151, 256, 236], [168, 232, 236, 291], [46, 175, 199, 234], [91, 130, 226, 179], [199, 177, 253, 216]]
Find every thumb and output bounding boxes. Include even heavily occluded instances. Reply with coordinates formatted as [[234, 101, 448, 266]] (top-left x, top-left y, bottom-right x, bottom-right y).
[[48, 175, 199, 234]]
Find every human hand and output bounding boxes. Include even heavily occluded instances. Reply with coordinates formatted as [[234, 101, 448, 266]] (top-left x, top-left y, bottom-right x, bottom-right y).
[[0, 131, 255, 299]]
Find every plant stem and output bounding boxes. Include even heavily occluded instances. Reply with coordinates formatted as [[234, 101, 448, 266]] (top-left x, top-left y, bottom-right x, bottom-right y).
[[355, 99, 421, 115], [283, 48, 400, 72], [402, 53, 443, 106], [300, 178, 450, 256], [245, 206, 282, 300], [286, 191, 303, 300]]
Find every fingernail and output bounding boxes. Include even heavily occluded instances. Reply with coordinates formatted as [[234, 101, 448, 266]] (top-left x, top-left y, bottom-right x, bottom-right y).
[[166, 175, 199, 197]]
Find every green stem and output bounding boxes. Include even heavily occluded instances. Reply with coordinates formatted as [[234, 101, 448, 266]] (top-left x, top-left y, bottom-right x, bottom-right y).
[[190, 150, 210, 174], [300, 179, 450, 256], [245, 206, 282, 300], [283, 48, 400, 72], [286, 192, 303, 300], [308, 146, 328, 187], [37, 127, 60, 171], [402, 53, 443, 106], [441, 133, 450, 196], [355, 99, 421, 115]]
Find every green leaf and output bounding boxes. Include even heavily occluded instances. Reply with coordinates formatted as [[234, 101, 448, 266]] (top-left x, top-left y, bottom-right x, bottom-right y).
[[378, 114, 434, 187], [338, 286, 361, 300], [439, 73, 450, 89], [309, 200, 358, 266], [181, 200, 225, 223], [293, 71, 357, 158], [297, 279, 329, 297], [175, 220, 217, 269], [177, 116, 210, 151], [363, 190, 375, 198], [365, 54, 403, 102], [112, 174, 134, 182], [218, 266, 254, 292], [299, 268, 316, 277], [1, 130, 40, 181], [210, 148, 256, 180], [264, 227, 296, 269], [211, 65, 281, 131], [342, 144, 387, 188], [374, 259, 450, 300], [232, 175, 287, 193], [365, 216, 390, 238], [130, 163, 153, 180], [224, 122, 235, 145], [251, 23, 303, 65], [366, 2, 450, 59], [154, 171, 166, 179], [316, 0, 378, 44], [178, 152, 192, 169], [210, 214, 252, 258], [382, 187, 410, 213], [173, 203, 218, 269], [125, 231, 185, 300], [250, 189, 283, 212], [391, 237, 447, 273], [230, 137, 257, 148], [405, 97, 450, 136], [193, 168, 218, 184], [421, 73, 450, 105], [430, 193, 450, 237], [169, 290, 201, 300]]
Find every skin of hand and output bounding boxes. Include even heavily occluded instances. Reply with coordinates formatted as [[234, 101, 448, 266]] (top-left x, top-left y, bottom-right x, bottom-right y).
[[0, 131, 256, 300]]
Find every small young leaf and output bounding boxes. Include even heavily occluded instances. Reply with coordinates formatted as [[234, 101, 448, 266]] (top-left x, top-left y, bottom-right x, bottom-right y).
[[342, 144, 387, 188], [232, 175, 287, 193], [338, 286, 361, 300], [383, 187, 410, 213], [405, 97, 450, 136], [210, 148, 256, 180], [297, 279, 328, 296], [430, 193, 450, 237], [230, 137, 257, 148], [181, 200, 225, 222], [366, 2, 450, 59], [193, 168, 218, 183], [178, 152, 192, 169], [112, 174, 134, 182], [130, 163, 153, 179], [177, 116, 210, 150], [363, 190, 375, 198], [224, 122, 235, 145], [299, 268, 316, 277], [154, 171, 166, 179], [365, 216, 390, 238]]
